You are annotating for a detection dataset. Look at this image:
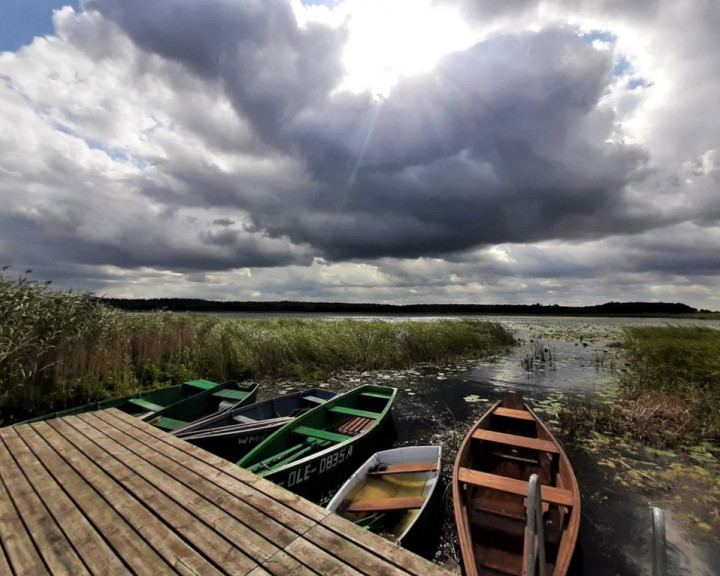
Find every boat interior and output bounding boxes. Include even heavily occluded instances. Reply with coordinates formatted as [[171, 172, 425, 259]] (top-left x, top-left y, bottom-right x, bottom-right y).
[[457, 394, 575, 576]]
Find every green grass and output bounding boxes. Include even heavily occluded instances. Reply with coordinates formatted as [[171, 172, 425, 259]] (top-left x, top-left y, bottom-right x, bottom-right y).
[[0, 270, 516, 424], [561, 325, 720, 448]]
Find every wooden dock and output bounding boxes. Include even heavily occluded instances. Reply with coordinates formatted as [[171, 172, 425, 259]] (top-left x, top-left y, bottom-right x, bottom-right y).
[[0, 409, 453, 576]]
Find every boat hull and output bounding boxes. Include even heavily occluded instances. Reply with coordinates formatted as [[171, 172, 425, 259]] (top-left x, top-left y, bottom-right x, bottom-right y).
[[238, 384, 398, 498], [173, 388, 338, 461], [453, 392, 580, 576], [326, 445, 443, 558]]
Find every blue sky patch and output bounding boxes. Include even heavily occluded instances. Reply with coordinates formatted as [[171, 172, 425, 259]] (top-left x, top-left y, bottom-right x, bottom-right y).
[[0, 0, 80, 53]]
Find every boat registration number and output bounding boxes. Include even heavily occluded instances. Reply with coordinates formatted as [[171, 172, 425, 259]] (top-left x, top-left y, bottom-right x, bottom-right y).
[[284, 445, 354, 488]]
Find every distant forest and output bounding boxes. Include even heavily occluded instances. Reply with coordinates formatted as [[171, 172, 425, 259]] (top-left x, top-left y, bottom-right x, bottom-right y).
[[98, 298, 707, 316]]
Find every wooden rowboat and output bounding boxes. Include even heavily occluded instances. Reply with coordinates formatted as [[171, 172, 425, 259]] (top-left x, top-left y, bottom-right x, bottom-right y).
[[238, 384, 397, 495], [143, 380, 259, 431], [326, 445, 443, 557], [453, 392, 580, 576], [17, 379, 249, 426], [171, 387, 338, 460]]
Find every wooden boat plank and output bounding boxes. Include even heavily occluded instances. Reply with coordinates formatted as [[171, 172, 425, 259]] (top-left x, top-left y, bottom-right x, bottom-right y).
[[294, 425, 350, 444], [471, 429, 560, 454], [343, 496, 426, 513], [184, 379, 221, 390], [301, 395, 327, 405], [493, 407, 534, 421], [327, 406, 381, 419], [127, 398, 164, 412], [146, 416, 189, 431], [360, 391, 392, 399], [15, 421, 174, 576], [458, 467, 575, 507], [98, 409, 326, 527], [1, 427, 126, 575], [367, 461, 439, 475], [63, 414, 277, 567]]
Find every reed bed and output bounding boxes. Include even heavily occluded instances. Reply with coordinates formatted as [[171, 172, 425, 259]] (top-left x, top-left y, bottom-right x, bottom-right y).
[[0, 271, 515, 423], [561, 325, 720, 448]]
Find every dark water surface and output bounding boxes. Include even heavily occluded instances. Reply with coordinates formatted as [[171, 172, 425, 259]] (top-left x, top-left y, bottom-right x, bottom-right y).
[[256, 316, 720, 576]]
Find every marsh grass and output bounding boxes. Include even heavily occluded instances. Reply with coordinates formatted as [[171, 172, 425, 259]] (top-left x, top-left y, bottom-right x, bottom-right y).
[[0, 271, 515, 423], [561, 325, 720, 448]]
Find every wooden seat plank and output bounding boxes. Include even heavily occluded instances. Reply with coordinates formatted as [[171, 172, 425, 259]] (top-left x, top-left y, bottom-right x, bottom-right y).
[[184, 379, 220, 390], [302, 396, 327, 405], [327, 406, 381, 419], [343, 496, 426, 513], [294, 425, 350, 444], [457, 467, 575, 507], [471, 429, 559, 454], [127, 398, 164, 412], [367, 461, 439, 475], [493, 407, 534, 421]]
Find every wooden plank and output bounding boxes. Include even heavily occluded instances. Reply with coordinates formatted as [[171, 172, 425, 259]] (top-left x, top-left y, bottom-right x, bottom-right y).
[[294, 426, 350, 443], [17, 421, 186, 576], [72, 413, 300, 561], [96, 410, 325, 528], [367, 461, 438, 475], [457, 468, 575, 507], [493, 407, 534, 421], [127, 398, 164, 412], [470, 429, 559, 454], [0, 534, 13, 576], [283, 537, 365, 576], [343, 496, 425, 513], [0, 438, 49, 576], [327, 406, 380, 419], [1, 428, 118, 576], [311, 518, 450, 576], [55, 415, 258, 574]]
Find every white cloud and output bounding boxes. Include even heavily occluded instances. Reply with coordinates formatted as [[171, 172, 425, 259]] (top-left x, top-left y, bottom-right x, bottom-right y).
[[0, 0, 719, 310]]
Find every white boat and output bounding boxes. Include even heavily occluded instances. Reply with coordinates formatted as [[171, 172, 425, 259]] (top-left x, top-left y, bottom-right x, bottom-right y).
[[326, 445, 443, 557]]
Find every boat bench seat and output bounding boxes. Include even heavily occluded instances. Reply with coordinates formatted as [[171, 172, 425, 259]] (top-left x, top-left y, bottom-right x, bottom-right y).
[[211, 389, 247, 400], [457, 467, 575, 507], [184, 379, 220, 390], [127, 398, 164, 412], [232, 415, 257, 424], [493, 407, 534, 421], [342, 496, 426, 513], [471, 429, 559, 454], [368, 461, 439, 475], [294, 426, 350, 443], [149, 416, 189, 431], [336, 417, 374, 436], [302, 395, 327, 405], [360, 391, 392, 399], [328, 406, 381, 419]]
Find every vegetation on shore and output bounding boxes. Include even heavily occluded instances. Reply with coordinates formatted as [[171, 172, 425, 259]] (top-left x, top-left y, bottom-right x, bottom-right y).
[[560, 325, 720, 449], [0, 270, 516, 424]]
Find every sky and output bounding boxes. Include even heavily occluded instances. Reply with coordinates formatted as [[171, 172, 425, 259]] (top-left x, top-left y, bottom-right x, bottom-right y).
[[0, 0, 719, 310]]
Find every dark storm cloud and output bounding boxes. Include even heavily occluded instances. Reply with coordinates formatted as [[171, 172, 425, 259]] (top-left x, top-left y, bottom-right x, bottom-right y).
[[86, 0, 347, 146], [275, 28, 651, 259]]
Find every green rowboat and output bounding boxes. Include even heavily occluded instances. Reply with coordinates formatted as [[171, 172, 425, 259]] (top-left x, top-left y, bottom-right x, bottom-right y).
[[237, 384, 397, 493], [18, 379, 257, 429]]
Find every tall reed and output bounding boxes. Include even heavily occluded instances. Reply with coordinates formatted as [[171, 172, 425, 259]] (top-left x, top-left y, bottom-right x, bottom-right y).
[[1, 270, 516, 423]]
